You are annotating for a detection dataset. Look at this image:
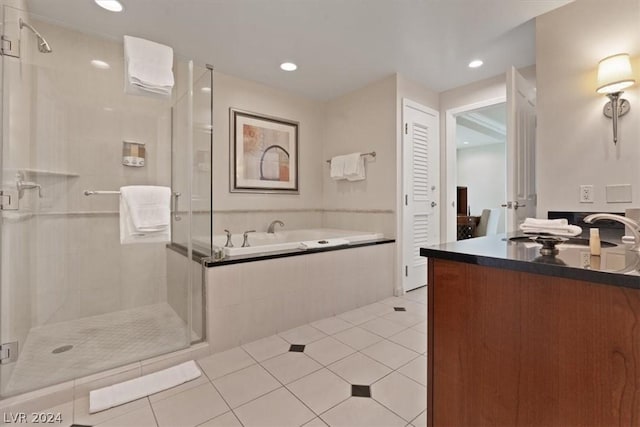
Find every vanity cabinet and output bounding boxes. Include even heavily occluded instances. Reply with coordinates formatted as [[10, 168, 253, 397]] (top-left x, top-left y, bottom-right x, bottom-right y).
[[427, 258, 640, 426]]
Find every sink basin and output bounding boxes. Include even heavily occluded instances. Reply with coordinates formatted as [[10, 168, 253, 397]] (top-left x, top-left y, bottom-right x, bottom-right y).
[[508, 236, 617, 248]]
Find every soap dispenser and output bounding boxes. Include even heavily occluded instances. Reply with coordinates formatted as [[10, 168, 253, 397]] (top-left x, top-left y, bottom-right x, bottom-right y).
[[589, 228, 601, 256]]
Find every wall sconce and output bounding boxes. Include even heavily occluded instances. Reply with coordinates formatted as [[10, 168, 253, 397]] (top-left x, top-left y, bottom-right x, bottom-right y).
[[596, 53, 635, 144]]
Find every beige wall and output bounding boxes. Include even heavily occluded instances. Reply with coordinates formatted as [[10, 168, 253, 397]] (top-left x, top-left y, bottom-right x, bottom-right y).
[[322, 75, 398, 236], [536, 0, 640, 216], [211, 72, 325, 235]]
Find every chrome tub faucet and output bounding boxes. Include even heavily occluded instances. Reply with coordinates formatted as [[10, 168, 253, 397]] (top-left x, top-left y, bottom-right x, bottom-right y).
[[267, 220, 284, 233]]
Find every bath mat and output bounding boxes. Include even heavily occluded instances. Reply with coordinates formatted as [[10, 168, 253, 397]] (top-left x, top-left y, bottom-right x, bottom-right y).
[[89, 360, 201, 413]]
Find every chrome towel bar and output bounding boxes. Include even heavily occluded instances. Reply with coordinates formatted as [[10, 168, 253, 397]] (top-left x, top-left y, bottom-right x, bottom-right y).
[[325, 151, 376, 163]]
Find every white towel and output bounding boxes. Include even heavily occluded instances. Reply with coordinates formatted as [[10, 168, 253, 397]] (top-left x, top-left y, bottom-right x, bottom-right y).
[[298, 238, 350, 250], [346, 156, 366, 181], [120, 185, 171, 244], [90, 361, 201, 414], [124, 36, 174, 97], [330, 155, 346, 180], [343, 152, 361, 176], [519, 217, 582, 237]]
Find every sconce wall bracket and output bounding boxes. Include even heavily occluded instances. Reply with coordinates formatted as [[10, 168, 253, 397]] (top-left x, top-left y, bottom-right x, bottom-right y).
[[603, 97, 630, 118]]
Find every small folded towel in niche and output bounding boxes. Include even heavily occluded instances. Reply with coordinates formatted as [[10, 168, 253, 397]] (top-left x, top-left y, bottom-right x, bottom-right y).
[[120, 185, 171, 244], [124, 35, 174, 97], [519, 217, 582, 237], [298, 238, 350, 250], [330, 155, 346, 180]]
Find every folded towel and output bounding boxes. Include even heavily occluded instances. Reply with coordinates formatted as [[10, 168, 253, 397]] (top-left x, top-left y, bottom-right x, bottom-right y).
[[330, 155, 346, 180], [90, 361, 201, 413], [124, 35, 174, 97], [346, 156, 366, 181], [522, 218, 568, 227], [343, 152, 361, 176], [120, 186, 171, 244], [298, 238, 350, 250], [519, 217, 582, 237]]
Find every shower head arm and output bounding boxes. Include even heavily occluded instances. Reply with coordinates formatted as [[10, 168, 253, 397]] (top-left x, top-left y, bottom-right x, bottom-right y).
[[18, 18, 52, 53]]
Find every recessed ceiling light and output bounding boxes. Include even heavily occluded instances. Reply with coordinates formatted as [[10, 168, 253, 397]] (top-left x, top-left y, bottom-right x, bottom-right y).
[[463, 141, 470, 145], [94, 0, 124, 12], [201, 87, 211, 93], [468, 59, 483, 68], [91, 59, 111, 69], [280, 62, 298, 71]]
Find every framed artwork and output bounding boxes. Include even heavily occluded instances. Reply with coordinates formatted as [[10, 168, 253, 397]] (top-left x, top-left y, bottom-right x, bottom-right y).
[[230, 108, 299, 194]]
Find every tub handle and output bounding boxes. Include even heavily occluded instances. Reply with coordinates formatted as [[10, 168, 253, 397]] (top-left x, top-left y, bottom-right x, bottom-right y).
[[242, 230, 256, 247], [224, 229, 233, 248]]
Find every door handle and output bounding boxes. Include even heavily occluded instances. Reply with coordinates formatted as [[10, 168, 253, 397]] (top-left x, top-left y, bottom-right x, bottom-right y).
[[172, 192, 181, 221], [513, 201, 526, 210], [501, 202, 513, 209]]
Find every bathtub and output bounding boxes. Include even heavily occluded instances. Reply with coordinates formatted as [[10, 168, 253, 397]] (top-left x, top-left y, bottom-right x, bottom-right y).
[[194, 228, 384, 257]]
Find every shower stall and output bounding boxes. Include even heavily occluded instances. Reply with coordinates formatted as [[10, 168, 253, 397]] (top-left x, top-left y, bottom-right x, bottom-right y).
[[0, 5, 211, 397]]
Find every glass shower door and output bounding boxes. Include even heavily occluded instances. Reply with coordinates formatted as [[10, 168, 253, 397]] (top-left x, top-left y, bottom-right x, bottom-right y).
[[0, 5, 194, 398]]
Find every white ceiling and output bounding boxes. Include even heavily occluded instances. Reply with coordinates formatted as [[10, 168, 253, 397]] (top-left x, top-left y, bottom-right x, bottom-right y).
[[26, 0, 572, 100], [456, 103, 506, 148]]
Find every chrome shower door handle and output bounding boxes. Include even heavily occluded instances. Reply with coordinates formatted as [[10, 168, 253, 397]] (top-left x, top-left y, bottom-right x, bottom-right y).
[[172, 192, 181, 222]]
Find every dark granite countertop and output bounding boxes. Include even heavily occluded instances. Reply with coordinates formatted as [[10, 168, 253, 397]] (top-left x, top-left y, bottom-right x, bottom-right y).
[[420, 233, 640, 289], [204, 238, 395, 267]]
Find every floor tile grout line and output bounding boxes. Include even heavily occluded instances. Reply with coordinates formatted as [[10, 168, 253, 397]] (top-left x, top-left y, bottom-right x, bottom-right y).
[[146, 396, 161, 427]]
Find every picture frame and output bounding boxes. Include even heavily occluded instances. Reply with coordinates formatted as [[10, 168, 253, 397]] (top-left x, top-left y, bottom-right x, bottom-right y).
[[229, 108, 299, 194]]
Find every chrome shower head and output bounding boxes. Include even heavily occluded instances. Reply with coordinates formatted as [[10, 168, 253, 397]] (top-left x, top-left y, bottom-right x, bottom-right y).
[[19, 18, 52, 53]]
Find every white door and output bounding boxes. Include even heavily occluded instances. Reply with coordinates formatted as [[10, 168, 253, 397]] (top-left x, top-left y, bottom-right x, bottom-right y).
[[505, 67, 537, 231], [402, 99, 439, 291]]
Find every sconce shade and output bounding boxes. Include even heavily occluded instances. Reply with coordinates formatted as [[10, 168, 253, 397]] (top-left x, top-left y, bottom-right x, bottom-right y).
[[596, 53, 635, 94]]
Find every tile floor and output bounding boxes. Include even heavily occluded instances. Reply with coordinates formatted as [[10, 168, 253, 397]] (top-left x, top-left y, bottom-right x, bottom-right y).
[[15, 287, 427, 427]]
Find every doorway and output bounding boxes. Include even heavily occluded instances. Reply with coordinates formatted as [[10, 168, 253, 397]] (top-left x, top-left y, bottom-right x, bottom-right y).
[[454, 103, 506, 240]]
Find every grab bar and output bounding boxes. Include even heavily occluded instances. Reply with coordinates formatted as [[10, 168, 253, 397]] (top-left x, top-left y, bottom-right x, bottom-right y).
[[84, 189, 182, 221]]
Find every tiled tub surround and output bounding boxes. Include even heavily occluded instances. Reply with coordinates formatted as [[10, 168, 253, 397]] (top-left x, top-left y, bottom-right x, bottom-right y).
[[0, 288, 426, 427], [207, 242, 396, 353]]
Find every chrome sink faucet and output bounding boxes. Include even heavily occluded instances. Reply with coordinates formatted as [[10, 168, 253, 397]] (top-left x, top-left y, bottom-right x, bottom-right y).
[[584, 213, 640, 251], [267, 220, 284, 233]]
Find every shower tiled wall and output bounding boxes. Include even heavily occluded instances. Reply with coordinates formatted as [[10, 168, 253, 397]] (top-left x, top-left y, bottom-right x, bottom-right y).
[[1, 12, 203, 332]]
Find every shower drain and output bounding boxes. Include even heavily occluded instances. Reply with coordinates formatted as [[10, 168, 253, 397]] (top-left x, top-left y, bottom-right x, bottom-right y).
[[52, 345, 73, 354]]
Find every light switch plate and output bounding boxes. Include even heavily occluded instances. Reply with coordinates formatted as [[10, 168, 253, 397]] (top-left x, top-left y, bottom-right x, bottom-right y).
[[605, 184, 632, 203]]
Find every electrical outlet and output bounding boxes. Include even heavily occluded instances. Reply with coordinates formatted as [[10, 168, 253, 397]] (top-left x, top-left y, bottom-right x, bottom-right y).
[[580, 251, 591, 268], [580, 185, 594, 203]]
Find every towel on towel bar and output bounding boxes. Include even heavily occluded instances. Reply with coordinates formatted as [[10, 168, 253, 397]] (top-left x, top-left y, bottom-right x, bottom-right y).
[[330, 155, 346, 180], [519, 217, 582, 237], [120, 185, 171, 244]]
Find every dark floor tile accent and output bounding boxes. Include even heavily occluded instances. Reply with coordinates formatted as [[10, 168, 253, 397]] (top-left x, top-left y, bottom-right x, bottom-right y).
[[70, 425, 92, 427], [351, 384, 372, 398], [289, 344, 305, 352], [394, 307, 407, 312]]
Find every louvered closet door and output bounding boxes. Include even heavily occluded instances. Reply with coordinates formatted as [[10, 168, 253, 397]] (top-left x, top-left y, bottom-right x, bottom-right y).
[[402, 100, 439, 291]]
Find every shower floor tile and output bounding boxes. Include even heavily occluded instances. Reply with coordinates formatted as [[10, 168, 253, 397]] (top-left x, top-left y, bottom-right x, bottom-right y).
[[4, 303, 189, 396]]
